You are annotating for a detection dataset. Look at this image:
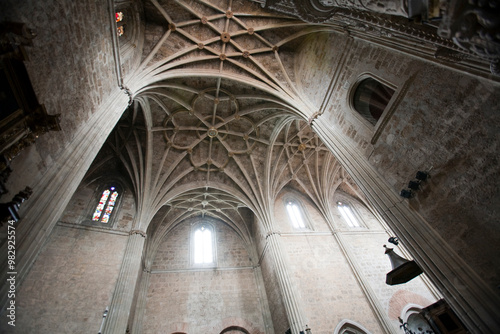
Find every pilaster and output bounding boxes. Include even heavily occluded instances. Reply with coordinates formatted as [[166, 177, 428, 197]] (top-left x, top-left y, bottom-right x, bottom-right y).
[[312, 116, 500, 334], [130, 268, 151, 333], [103, 230, 146, 334], [0, 88, 129, 310], [266, 231, 307, 334]]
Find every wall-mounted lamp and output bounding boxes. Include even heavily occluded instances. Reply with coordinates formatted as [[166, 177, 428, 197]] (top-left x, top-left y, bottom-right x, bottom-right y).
[[400, 189, 413, 198], [408, 180, 420, 190], [388, 236, 399, 245], [400, 170, 431, 199], [415, 170, 429, 181]]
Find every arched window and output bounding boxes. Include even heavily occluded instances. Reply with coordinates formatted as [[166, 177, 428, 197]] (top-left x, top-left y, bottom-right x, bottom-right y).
[[193, 224, 215, 265], [352, 77, 395, 125], [114, 2, 142, 58], [116, 11, 125, 36], [220, 326, 250, 334], [337, 201, 361, 228], [285, 199, 307, 229], [334, 320, 371, 334], [92, 186, 119, 223]]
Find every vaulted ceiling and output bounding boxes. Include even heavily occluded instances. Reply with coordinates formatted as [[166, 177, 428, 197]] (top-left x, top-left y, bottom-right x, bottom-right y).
[[87, 0, 365, 254]]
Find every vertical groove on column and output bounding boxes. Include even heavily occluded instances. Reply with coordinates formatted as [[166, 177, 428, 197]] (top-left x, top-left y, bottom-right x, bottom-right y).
[[0, 89, 128, 311], [253, 266, 276, 334], [311, 118, 500, 333], [267, 233, 306, 334], [131, 269, 151, 333], [103, 232, 146, 334]]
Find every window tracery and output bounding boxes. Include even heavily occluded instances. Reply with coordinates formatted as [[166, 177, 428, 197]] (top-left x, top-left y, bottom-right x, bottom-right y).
[[92, 187, 119, 223]]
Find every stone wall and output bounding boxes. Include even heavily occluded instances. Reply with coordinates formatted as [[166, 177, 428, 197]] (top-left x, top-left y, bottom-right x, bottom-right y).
[[59, 181, 136, 232], [0, 225, 128, 333], [295, 30, 500, 291], [1, 0, 125, 197], [266, 187, 438, 333], [143, 218, 267, 333]]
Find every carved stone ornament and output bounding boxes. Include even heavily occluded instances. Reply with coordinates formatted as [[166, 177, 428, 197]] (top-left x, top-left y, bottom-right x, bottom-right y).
[[129, 229, 147, 238], [438, 0, 500, 75]]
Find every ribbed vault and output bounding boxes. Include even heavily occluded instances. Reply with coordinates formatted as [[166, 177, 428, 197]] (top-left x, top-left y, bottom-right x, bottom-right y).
[[98, 0, 367, 245]]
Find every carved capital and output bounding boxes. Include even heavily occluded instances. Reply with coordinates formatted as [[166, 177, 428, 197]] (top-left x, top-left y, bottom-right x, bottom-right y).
[[121, 85, 134, 106], [308, 111, 321, 125], [129, 229, 147, 238], [265, 230, 281, 239]]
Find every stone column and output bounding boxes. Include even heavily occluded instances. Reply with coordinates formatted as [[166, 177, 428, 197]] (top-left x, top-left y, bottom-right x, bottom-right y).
[[0, 89, 129, 310], [103, 230, 146, 334], [266, 231, 307, 334], [253, 266, 276, 334], [312, 117, 500, 334], [130, 268, 152, 333]]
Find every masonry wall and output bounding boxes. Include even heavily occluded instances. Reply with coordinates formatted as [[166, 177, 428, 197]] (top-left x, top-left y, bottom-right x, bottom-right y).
[[332, 191, 438, 330], [0, 177, 137, 333], [1, 0, 132, 198], [143, 217, 267, 334], [0, 225, 128, 333], [269, 187, 438, 333], [294, 31, 500, 291], [273, 188, 384, 333], [59, 179, 136, 232]]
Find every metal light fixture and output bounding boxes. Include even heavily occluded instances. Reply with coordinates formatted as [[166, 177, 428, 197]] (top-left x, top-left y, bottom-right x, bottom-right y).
[[388, 236, 399, 245], [408, 180, 420, 190], [416, 170, 429, 181], [384, 245, 423, 285], [400, 189, 413, 198]]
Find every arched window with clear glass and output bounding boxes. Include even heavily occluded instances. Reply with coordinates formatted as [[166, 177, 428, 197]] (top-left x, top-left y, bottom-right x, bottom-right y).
[[337, 201, 361, 228], [353, 78, 395, 125], [92, 186, 119, 224], [193, 224, 215, 265], [285, 199, 307, 229]]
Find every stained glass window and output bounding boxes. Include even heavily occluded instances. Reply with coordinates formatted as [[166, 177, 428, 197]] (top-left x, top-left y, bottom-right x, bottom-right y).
[[193, 225, 213, 264], [92, 187, 119, 223], [286, 200, 306, 229]]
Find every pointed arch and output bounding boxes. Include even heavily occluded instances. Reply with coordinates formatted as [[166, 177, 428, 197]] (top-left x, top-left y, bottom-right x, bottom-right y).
[[333, 319, 372, 334]]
